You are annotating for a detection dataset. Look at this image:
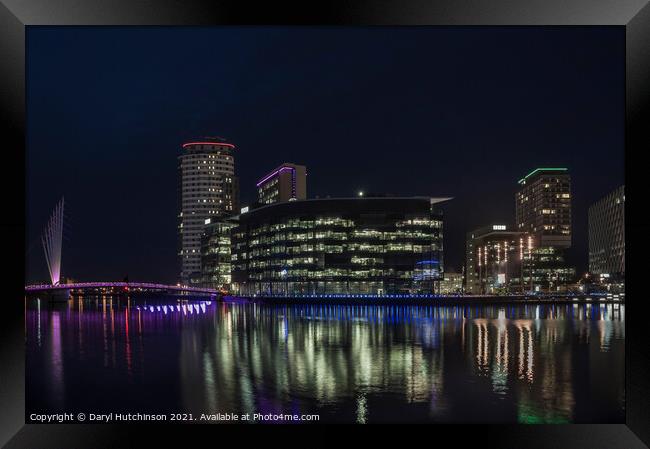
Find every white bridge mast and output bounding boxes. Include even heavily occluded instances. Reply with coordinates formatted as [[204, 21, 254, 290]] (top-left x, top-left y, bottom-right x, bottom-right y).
[[41, 197, 64, 285]]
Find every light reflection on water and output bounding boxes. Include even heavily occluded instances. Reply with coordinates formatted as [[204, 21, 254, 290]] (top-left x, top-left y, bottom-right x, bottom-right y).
[[26, 298, 625, 423]]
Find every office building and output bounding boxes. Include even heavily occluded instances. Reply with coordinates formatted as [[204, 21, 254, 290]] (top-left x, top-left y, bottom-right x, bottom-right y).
[[522, 245, 575, 293], [589, 185, 625, 279], [440, 271, 463, 294], [200, 217, 237, 290], [257, 163, 307, 205], [178, 137, 239, 285], [516, 167, 571, 247], [231, 196, 450, 296], [465, 225, 525, 294], [515, 168, 575, 292]]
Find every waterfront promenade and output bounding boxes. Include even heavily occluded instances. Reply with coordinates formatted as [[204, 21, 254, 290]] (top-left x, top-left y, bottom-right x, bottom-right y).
[[224, 293, 623, 305]]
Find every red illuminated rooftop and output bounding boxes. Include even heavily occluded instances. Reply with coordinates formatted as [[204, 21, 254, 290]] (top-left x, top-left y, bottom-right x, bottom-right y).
[[182, 137, 235, 149]]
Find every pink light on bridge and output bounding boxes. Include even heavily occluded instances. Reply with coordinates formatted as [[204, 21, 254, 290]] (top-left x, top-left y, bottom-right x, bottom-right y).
[[24, 281, 218, 295]]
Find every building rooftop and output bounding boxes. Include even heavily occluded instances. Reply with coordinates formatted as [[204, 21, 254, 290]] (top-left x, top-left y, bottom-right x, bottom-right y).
[[517, 167, 568, 185], [468, 224, 522, 238], [256, 163, 305, 187], [237, 196, 453, 220], [182, 137, 235, 149]]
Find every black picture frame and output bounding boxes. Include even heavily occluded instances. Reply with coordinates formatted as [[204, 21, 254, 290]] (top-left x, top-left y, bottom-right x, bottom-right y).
[[1, 1, 648, 447]]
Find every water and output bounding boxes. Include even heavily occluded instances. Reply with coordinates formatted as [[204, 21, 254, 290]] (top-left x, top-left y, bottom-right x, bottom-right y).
[[25, 297, 625, 423]]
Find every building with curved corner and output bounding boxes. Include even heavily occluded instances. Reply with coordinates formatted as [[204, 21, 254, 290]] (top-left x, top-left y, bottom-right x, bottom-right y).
[[231, 196, 450, 296], [465, 224, 525, 294], [178, 137, 239, 284]]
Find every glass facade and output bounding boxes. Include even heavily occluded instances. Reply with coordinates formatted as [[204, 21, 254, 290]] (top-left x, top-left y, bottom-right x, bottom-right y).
[[588, 185, 625, 278], [525, 247, 576, 293], [200, 218, 237, 290], [439, 271, 463, 294], [231, 197, 446, 296]]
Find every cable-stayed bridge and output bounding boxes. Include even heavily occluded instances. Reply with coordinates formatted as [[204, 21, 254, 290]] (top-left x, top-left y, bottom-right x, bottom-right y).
[[25, 282, 217, 296], [27, 198, 216, 298]]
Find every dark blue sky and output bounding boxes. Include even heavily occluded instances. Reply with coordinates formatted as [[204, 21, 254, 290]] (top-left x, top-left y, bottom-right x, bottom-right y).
[[26, 26, 624, 284]]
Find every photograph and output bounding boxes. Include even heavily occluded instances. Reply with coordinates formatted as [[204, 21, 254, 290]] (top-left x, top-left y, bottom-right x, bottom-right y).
[[21, 25, 628, 426]]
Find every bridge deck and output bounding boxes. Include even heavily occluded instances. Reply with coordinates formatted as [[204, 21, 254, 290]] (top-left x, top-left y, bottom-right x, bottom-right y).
[[25, 282, 218, 295]]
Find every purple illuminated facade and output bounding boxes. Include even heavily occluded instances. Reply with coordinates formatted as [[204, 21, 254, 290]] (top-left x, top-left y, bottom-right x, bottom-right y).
[[256, 163, 306, 205]]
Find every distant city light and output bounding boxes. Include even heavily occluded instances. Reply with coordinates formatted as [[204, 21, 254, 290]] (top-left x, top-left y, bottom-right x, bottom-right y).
[[358, 191, 364, 197]]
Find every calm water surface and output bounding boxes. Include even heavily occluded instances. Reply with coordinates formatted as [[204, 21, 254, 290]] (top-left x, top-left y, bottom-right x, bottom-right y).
[[26, 297, 625, 423]]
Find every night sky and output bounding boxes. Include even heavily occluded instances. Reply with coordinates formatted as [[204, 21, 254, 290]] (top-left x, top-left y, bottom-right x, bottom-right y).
[[26, 26, 624, 284]]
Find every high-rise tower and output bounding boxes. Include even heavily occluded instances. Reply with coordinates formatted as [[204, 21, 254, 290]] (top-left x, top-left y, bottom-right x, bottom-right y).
[[178, 137, 239, 284], [515, 167, 574, 292], [516, 167, 571, 248]]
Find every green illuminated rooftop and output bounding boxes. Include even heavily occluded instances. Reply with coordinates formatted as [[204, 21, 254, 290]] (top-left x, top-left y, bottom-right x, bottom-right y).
[[518, 167, 568, 185]]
